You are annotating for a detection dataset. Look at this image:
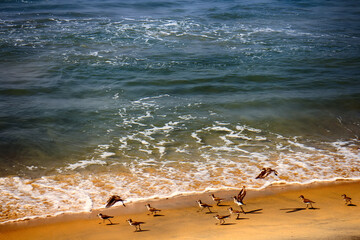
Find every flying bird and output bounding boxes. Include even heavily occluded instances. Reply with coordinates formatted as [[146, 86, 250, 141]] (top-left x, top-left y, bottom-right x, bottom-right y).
[[255, 168, 278, 179], [105, 195, 126, 208]]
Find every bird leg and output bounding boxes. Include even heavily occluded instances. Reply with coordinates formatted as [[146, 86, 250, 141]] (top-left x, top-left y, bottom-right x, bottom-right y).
[[240, 206, 245, 214]]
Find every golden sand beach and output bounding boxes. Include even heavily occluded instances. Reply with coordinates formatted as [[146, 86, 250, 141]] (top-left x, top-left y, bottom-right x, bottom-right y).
[[1, 180, 359, 240]]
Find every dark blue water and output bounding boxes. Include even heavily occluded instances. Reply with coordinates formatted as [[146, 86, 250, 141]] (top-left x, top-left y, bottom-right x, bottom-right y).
[[0, 0, 360, 222], [1, 0, 360, 174]]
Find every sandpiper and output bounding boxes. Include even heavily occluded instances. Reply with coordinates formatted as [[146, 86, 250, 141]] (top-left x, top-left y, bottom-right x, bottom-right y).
[[342, 194, 352, 205], [127, 219, 145, 232], [105, 195, 126, 208], [233, 186, 246, 213], [145, 203, 161, 216], [196, 200, 213, 213], [210, 194, 224, 206], [214, 214, 230, 225], [98, 213, 114, 224], [228, 207, 242, 219], [299, 195, 315, 209], [255, 167, 278, 179]]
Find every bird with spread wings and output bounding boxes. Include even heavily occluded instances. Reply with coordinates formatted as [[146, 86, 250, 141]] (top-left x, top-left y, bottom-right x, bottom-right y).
[[105, 195, 126, 208], [233, 186, 246, 213]]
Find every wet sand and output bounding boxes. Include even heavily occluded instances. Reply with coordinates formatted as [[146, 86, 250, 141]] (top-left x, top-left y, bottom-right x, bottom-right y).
[[1, 180, 359, 240]]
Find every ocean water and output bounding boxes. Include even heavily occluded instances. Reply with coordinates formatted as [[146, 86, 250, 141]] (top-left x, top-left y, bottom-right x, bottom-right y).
[[0, 0, 360, 222]]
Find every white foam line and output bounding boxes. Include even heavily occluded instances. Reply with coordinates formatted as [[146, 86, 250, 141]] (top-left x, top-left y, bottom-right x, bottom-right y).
[[178, 114, 197, 120], [219, 136, 233, 145], [139, 149, 153, 154], [137, 111, 152, 120], [99, 152, 115, 159], [288, 140, 318, 151], [226, 132, 252, 140], [191, 131, 202, 143], [65, 159, 106, 171]]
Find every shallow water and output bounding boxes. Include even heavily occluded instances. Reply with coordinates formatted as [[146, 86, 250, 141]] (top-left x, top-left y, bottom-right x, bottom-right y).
[[0, 0, 360, 222]]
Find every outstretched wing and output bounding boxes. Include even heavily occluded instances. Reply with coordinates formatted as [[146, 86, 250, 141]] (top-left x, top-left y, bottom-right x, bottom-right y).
[[237, 186, 246, 202], [255, 169, 266, 179], [105, 195, 118, 208]]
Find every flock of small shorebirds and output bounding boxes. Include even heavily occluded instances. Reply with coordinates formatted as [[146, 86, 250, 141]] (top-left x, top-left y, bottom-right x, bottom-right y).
[[97, 167, 355, 232]]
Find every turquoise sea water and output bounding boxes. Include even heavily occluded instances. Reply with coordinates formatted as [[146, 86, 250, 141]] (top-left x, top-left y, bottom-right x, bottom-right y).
[[0, 0, 359, 222]]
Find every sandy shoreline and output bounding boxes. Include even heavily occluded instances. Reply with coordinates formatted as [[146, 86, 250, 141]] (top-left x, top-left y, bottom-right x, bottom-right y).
[[1, 180, 359, 239]]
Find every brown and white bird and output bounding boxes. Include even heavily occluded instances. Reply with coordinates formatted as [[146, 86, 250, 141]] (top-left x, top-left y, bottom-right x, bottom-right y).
[[196, 200, 213, 213], [105, 195, 126, 208], [145, 203, 161, 215], [214, 214, 230, 225], [98, 213, 114, 224], [233, 186, 246, 213], [342, 194, 352, 205], [127, 219, 145, 232], [210, 194, 224, 206], [255, 168, 278, 179], [228, 207, 243, 219], [299, 195, 315, 209]]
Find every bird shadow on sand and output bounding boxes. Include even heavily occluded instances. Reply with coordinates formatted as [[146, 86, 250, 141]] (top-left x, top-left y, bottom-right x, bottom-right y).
[[206, 211, 217, 214], [105, 223, 120, 225], [244, 209, 263, 214], [347, 204, 357, 207], [134, 229, 150, 233], [197, 210, 217, 214], [235, 217, 249, 220], [280, 207, 320, 213], [217, 204, 230, 207], [217, 223, 236, 226], [153, 214, 165, 217]]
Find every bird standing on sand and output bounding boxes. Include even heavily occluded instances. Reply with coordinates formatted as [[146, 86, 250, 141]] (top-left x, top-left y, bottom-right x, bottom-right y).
[[233, 186, 246, 213], [196, 200, 213, 213], [228, 207, 243, 219], [105, 195, 126, 208], [214, 214, 230, 225], [145, 203, 161, 216], [127, 219, 145, 232], [210, 194, 224, 206], [98, 213, 114, 224], [342, 194, 352, 205], [255, 168, 278, 179], [299, 195, 315, 209]]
